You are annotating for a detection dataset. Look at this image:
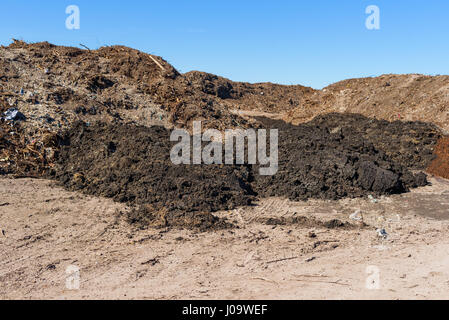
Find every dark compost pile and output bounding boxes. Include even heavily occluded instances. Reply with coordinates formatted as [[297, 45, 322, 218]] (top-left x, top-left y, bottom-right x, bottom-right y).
[[50, 113, 440, 229]]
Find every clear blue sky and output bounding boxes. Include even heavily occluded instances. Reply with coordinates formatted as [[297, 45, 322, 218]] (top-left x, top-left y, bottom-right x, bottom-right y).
[[1, 0, 448, 88]]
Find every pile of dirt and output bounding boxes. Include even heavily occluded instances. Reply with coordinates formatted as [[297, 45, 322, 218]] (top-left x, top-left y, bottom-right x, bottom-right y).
[[182, 71, 315, 114], [1, 40, 448, 229], [0, 40, 264, 175], [427, 136, 449, 179], [49, 113, 438, 229], [0, 40, 259, 134], [298, 113, 441, 170], [1, 41, 448, 177]]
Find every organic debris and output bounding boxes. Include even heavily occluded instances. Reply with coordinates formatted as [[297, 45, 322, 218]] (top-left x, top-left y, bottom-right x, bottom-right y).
[[284, 74, 449, 133]]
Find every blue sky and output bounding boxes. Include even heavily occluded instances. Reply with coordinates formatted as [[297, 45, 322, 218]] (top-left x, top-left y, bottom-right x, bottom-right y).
[[1, 0, 448, 88]]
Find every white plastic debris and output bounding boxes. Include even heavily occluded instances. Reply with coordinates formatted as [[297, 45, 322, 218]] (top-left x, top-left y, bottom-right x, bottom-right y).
[[376, 228, 388, 239]]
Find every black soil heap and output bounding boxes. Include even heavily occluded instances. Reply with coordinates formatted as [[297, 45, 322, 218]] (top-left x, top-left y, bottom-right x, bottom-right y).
[[50, 113, 440, 229]]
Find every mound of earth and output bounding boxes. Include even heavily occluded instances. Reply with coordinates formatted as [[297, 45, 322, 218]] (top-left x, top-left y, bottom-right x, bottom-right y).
[[1, 40, 448, 229], [298, 113, 441, 170], [49, 113, 438, 229], [0, 40, 254, 175], [182, 71, 315, 114], [253, 114, 436, 201]]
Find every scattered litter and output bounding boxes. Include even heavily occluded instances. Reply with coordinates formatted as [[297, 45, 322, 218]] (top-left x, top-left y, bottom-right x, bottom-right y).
[[330, 126, 341, 134], [368, 195, 378, 203], [349, 209, 363, 221], [376, 228, 388, 239]]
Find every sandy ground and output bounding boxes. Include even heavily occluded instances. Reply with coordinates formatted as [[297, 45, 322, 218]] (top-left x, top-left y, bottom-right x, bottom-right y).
[[1, 176, 449, 300]]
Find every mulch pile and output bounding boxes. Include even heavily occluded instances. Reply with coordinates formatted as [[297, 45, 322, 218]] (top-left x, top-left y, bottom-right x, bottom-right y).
[[49, 113, 440, 229], [254, 114, 438, 202], [0, 97, 60, 176]]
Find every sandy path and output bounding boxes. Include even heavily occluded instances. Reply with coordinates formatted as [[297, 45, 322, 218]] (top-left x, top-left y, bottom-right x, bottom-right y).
[[1, 177, 449, 300]]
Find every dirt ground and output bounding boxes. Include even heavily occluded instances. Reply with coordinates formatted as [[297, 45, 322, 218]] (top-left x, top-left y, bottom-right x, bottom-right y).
[[1, 176, 449, 300]]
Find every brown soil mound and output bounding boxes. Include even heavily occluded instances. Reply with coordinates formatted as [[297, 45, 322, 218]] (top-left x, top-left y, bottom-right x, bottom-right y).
[[0, 40, 259, 174], [427, 136, 449, 179], [50, 113, 438, 229], [49, 121, 254, 229]]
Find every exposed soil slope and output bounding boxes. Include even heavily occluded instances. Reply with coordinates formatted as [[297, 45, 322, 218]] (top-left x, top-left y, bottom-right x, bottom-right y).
[[50, 114, 438, 228]]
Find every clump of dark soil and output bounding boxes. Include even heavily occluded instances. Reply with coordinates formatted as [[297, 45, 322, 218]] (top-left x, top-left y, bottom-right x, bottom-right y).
[[50, 113, 439, 229], [427, 136, 449, 179]]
